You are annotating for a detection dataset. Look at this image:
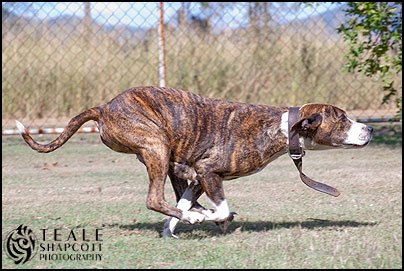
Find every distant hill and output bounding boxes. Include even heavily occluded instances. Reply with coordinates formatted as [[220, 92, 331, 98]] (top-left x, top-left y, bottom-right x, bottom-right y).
[[300, 3, 348, 35], [2, 7, 151, 45]]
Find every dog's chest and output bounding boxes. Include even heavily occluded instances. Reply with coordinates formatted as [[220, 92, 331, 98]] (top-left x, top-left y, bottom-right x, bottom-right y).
[[221, 146, 288, 180]]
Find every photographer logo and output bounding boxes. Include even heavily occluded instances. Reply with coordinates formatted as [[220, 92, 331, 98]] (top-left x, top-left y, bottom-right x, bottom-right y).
[[3, 224, 103, 265], [4, 224, 38, 264]]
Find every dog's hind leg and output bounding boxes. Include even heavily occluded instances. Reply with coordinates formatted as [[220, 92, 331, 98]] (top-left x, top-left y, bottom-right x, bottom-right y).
[[141, 148, 184, 221], [162, 172, 188, 238], [161, 180, 201, 238], [141, 148, 206, 226], [162, 172, 207, 238]]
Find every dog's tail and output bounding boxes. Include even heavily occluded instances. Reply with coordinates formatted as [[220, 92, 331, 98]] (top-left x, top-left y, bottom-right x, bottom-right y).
[[15, 107, 101, 153]]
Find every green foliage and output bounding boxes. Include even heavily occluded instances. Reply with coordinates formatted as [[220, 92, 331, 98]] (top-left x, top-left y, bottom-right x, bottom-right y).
[[337, 2, 402, 120]]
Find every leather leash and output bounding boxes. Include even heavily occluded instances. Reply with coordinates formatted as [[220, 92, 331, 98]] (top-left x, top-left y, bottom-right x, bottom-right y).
[[288, 107, 340, 197]]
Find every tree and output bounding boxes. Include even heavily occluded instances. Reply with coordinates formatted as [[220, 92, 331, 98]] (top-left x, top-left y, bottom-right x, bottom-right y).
[[336, 2, 402, 120]]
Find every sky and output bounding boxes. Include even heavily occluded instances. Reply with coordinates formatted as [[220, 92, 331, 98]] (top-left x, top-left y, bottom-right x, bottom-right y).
[[3, 2, 339, 29]]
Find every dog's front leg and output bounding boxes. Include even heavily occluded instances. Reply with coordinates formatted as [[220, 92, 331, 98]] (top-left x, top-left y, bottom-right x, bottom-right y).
[[196, 171, 235, 232], [168, 171, 189, 203]]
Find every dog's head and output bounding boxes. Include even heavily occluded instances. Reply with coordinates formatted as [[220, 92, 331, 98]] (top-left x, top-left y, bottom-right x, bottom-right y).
[[290, 104, 373, 150]]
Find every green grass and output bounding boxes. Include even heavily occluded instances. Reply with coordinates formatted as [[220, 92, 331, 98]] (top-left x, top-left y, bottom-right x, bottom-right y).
[[2, 126, 402, 268], [369, 122, 402, 148]]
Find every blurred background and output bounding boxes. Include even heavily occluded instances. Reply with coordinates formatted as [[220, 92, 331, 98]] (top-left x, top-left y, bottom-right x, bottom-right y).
[[2, 2, 402, 132]]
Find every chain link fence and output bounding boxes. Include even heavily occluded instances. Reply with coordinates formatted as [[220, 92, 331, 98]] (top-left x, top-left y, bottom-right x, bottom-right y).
[[2, 2, 402, 134]]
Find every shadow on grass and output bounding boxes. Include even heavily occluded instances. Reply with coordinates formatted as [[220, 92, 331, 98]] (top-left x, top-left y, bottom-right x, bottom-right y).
[[105, 218, 377, 239]]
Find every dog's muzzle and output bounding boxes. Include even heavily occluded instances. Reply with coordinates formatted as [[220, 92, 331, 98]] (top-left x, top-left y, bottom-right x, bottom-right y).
[[344, 121, 373, 148]]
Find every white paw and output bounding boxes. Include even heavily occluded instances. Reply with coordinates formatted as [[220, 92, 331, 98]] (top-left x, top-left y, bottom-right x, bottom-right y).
[[182, 210, 206, 224], [201, 209, 219, 220]]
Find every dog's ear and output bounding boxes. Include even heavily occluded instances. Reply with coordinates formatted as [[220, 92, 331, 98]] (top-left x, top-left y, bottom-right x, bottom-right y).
[[291, 113, 322, 132]]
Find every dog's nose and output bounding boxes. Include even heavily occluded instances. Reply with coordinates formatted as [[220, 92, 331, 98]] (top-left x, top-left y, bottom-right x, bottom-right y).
[[367, 126, 373, 134]]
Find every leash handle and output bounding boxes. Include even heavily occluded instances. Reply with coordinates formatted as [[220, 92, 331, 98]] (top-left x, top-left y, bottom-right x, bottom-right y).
[[292, 158, 340, 197], [288, 107, 340, 197]]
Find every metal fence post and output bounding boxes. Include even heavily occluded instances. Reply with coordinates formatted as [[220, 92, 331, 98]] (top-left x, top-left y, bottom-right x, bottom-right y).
[[158, 2, 166, 88]]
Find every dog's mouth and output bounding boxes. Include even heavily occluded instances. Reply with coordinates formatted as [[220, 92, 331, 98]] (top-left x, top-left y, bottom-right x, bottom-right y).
[[342, 134, 372, 148], [343, 123, 373, 148]]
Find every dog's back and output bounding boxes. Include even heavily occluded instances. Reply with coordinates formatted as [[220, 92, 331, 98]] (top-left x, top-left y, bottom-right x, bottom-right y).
[[97, 87, 287, 167]]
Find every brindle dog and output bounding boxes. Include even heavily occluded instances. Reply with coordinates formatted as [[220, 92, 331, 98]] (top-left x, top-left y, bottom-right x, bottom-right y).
[[16, 86, 373, 238]]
